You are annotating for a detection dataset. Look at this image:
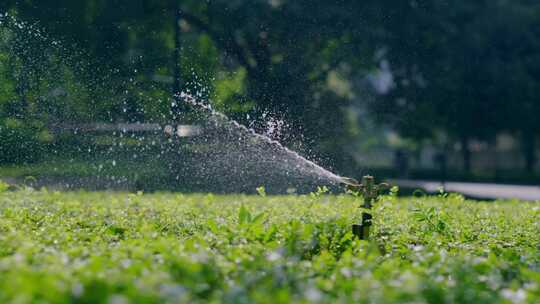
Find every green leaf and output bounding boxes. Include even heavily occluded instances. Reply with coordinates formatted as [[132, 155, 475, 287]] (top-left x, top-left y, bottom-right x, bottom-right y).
[[0, 180, 9, 193], [256, 186, 266, 197], [239, 205, 251, 224]]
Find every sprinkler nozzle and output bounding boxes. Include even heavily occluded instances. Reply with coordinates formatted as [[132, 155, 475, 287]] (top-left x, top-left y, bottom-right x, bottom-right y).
[[339, 177, 360, 186], [339, 177, 361, 192]]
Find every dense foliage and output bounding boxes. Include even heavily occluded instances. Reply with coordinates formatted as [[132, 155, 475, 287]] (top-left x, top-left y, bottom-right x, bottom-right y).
[[0, 186, 538, 303], [1, 1, 540, 173]]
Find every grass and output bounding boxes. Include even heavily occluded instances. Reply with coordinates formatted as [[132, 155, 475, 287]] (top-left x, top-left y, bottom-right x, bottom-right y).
[[0, 185, 539, 303]]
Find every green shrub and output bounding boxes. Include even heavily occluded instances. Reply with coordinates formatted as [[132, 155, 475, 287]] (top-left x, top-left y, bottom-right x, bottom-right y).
[[0, 118, 46, 164], [0, 191, 538, 303]]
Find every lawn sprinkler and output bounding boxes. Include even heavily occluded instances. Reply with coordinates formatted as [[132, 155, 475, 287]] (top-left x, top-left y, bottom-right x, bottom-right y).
[[341, 175, 389, 240]]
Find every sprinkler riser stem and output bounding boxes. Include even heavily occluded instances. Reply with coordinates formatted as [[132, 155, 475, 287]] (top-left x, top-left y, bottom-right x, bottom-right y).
[[353, 212, 372, 240]]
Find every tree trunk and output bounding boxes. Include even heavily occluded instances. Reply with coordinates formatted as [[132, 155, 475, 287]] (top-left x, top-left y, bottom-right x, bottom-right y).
[[523, 131, 537, 173], [15, 79, 28, 119], [172, 3, 183, 121], [461, 135, 471, 173]]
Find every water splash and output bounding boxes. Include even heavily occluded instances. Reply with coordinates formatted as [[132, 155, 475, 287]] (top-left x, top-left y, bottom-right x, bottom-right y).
[[172, 92, 344, 192], [0, 13, 346, 193]]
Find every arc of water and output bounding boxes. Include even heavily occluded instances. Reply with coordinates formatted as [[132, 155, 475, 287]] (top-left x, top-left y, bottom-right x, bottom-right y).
[[177, 92, 344, 184]]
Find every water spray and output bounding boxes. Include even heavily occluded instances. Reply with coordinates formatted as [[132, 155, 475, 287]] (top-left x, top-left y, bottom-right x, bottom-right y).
[[341, 175, 389, 240]]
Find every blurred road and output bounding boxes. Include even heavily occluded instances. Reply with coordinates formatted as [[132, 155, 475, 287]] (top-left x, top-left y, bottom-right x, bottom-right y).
[[392, 179, 540, 201]]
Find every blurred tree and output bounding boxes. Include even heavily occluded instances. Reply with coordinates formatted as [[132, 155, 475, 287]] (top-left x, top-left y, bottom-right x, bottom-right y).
[[366, 0, 540, 173], [3, 0, 540, 175], [176, 0, 377, 165], [500, 2, 540, 173], [7, 0, 378, 167]]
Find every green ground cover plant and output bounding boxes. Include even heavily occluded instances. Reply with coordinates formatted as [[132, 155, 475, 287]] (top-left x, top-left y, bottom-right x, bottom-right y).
[[0, 186, 538, 303]]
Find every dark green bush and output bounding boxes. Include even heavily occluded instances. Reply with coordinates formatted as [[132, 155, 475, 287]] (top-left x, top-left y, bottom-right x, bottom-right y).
[[0, 118, 46, 164]]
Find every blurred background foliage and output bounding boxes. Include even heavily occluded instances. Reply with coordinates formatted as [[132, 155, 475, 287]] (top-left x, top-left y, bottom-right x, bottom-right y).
[[0, 0, 540, 183]]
